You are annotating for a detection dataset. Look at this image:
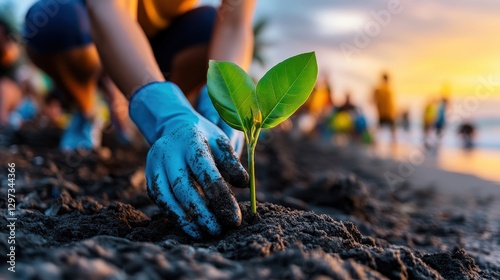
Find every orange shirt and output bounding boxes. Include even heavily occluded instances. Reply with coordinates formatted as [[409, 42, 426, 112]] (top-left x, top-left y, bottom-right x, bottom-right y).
[[308, 85, 330, 116], [374, 83, 395, 119], [137, 0, 199, 37]]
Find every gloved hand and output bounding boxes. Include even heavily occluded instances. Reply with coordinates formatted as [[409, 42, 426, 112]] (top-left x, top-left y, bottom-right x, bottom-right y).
[[59, 111, 104, 151], [129, 82, 249, 239], [196, 86, 244, 156]]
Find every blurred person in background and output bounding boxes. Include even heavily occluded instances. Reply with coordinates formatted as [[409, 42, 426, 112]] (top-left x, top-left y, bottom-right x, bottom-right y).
[[457, 120, 475, 150], [295, 76, 333, 139], [434, 83, 450, 138], [0, 17, 38, 130], [399, 109, 410, 132], [422, 89, 450, 149], [434, 97, 448, 137], [373, 72, 397, 143], [422, 97, 438, 145], [24, 1, 134, 151], [328, 91, 371, 145], [312, 78, 334, 141], [337, 91, 356, 112]]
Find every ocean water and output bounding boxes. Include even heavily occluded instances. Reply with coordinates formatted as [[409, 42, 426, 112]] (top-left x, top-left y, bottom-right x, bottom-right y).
[[367, 95, 500, 147], [368, 96, 500, 183]]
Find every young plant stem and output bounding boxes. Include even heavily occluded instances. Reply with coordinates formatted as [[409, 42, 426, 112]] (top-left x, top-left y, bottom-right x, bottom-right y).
[[246, 120, 261, 213], [247, 142, 257, 213]]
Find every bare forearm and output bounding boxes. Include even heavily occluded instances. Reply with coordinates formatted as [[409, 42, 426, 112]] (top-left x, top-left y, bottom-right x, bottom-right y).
[[87, 0, 164, 98], [209, 0, 256, 71]]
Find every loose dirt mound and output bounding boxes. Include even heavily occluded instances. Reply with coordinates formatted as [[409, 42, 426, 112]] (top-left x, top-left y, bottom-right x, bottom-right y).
[[4, 202, 478, 279], [0, 128, 498, 279]]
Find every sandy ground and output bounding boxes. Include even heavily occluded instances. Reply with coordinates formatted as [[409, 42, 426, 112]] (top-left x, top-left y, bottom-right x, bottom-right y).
[[307, 138, 500, 271], [0, 126, 499, 279], [357, 142, 500, 212]]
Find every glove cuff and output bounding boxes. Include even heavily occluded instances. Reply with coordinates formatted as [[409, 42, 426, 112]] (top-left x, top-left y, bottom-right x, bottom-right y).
[[129, 81, 193, 144], [196, 84, 208, 107]]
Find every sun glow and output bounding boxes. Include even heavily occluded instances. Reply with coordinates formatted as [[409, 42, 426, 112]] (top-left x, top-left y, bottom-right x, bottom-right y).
[[313, 10, 367, 36]]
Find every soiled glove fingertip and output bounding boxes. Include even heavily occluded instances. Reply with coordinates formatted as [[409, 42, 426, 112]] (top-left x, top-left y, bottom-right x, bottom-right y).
[[235, 167, 250, 188], [196, 212, 222, 236], [224, 164, 249, 189], [215, 138, 250, 188], [218, 208, 242, 228], [182, 223, 202, 240], [231, 208, 243, 228], [202, 181, 242, 229], [206, 223, 222, 236]]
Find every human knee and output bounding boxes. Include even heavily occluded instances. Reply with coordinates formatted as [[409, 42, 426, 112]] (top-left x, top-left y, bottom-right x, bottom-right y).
[[23, 0, 99, 85]]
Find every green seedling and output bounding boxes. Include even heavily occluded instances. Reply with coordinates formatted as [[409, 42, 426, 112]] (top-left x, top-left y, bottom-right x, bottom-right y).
[[207, 52, 318, 213]]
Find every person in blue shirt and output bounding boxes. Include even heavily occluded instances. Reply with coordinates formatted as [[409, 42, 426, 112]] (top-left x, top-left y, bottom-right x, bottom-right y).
[[434, 97, 448, 137]]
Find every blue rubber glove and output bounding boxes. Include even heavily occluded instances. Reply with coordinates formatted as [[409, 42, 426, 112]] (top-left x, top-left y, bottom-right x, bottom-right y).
[[129, 82, 249, 239], [59, 111, 103, 151], [196, 86, 244, 156]]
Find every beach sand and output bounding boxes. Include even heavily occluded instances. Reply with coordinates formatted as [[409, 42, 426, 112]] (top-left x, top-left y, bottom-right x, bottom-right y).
[[315, 139, 500, 271], [0, 127, 499, 279], [365, 141, 500, 213]]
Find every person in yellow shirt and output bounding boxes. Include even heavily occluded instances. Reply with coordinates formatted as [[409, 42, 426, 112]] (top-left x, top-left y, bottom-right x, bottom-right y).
[[423, 98, 437, 142], [23, 0, 256, 239], [373, 72, 396, 143]]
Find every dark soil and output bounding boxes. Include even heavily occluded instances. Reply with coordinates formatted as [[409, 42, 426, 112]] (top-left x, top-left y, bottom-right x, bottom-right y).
[[0, 127, 499, 279]]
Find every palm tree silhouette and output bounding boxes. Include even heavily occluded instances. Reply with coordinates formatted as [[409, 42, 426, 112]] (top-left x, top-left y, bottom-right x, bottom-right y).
[[252, 18, 269, 67]]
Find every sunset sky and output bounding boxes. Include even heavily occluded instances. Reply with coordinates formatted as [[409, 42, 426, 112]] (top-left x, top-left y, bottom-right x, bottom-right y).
[[7, 0, 500, 101], [246, 0, 500, 100]]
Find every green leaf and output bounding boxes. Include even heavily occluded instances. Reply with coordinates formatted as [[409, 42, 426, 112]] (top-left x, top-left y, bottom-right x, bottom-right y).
[[207, 60, 257, 132], [256, 52, 318, 129]]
